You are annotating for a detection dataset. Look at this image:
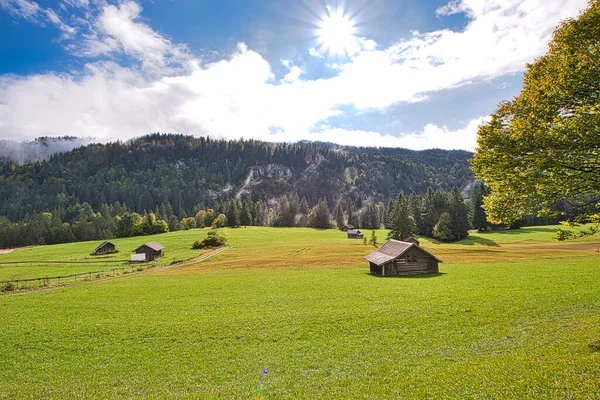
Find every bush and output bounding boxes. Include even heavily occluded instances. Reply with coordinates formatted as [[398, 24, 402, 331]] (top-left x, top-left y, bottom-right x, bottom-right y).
[[1, 281, 15, 292], [192, 230, 227, 249]]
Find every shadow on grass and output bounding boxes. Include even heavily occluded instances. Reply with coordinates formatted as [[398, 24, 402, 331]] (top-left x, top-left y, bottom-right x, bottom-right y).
[[495, 227, 555, 234], [453, 236, 500, 247], [589, 341, 600, 353], [365, 272, 447, 279]]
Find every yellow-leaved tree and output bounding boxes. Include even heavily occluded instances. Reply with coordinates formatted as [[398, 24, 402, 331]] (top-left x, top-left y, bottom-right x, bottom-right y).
[[471, 0, 600, 235]]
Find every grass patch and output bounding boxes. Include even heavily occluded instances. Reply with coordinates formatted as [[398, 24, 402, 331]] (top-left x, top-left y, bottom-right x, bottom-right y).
[[0, 226, 599, 398], [0, 230, 215, 280]]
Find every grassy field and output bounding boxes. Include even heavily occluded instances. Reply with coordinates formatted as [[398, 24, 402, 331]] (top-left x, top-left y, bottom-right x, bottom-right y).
[[0, 226, 599, 398], [0, 230, 213, 281]]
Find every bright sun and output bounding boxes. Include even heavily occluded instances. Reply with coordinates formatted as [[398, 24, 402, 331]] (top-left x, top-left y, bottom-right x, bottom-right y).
[[317, 8, 356, 56]]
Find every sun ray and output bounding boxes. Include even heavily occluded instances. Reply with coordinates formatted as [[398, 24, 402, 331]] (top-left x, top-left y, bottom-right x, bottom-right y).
[[317, 6, 357, 57]]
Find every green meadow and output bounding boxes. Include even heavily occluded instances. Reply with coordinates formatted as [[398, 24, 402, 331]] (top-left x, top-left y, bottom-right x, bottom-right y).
[[0, 230, 212, 281], [0, 226, 599, 398]]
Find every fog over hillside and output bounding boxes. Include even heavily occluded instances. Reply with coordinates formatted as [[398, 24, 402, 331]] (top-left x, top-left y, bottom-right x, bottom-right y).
[[0, 137, 94, 164]]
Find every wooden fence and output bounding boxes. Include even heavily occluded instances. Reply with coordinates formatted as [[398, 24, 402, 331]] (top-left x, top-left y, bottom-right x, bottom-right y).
[[0, 246, 230, 293], [0, 263, 155, 292]]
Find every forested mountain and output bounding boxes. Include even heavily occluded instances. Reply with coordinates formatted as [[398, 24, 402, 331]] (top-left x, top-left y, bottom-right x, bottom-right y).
[[0, 134, 475, 248], [0, 134, 473, 222]]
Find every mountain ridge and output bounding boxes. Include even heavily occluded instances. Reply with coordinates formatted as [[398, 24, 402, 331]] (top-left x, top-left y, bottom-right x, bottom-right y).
[[0, 133, 474, 222]]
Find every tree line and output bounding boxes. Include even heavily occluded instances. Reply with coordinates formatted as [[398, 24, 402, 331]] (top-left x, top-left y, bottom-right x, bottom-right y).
[[0, 183, 488, 248]]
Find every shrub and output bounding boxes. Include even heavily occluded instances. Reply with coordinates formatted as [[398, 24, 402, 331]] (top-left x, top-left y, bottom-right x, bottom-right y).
[[193, 230, 227, 249], [1, 281, 15, 292]]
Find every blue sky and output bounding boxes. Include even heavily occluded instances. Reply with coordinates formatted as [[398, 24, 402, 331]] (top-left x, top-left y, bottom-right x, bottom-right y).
[[0, 0, 589, 150]]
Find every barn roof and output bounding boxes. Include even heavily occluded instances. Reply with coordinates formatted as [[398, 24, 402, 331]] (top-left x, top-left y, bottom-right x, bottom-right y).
[[135, 241, 164, 252], [347, 229, 362, 234], [402, 236, 420, 244], [363, 239, 442, 266], [343, 224, 355, 230], [94, 241, 115, 252]]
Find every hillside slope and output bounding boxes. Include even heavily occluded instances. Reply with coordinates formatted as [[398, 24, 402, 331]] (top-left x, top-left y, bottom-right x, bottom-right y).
[[0, 134, 473, 221]]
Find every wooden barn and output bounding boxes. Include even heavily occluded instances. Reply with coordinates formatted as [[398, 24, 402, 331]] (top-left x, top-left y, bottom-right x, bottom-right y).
[[133, 242, 164, 261], [94, 241, 117, 255], [347, 229, 364, 239], [341, 224, 355, 232], [363, 239, 441, 276]]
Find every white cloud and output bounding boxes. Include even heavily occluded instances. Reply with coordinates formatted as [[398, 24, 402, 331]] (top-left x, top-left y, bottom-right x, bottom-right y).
[[69, 1, 190, 71], [281, 60, 305, 83], [305, 117, 489, 150], [0, 0, 41, 21], [45, 8, 76, 38], [0, 0, 76, 36], [0, 0, 591, 151], [308, 47, 324, 58], [436, 0, 469, 17]]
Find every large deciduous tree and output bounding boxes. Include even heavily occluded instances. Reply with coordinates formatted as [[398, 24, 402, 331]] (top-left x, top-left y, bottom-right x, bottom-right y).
[[471, 1, 600, 224]]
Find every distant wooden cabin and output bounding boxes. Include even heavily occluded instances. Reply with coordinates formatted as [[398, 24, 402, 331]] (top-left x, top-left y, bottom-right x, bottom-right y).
[[94, 241, 117, 255], [341, 224, 355, 232], [133, 242, 164, 261], [363, 239, 441, 276], [347, 229, 364, 239]]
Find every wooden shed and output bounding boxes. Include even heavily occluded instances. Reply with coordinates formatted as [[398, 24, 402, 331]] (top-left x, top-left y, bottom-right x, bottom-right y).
[[94, 241, 117, 255], [347, 229, 364, 239], [341, 224, 355, 232], [363, 239, 441, 276], [133, 241, 164, 261]]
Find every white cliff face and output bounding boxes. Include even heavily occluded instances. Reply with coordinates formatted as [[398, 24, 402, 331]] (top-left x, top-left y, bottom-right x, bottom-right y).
[[236, 164, 293, 199]]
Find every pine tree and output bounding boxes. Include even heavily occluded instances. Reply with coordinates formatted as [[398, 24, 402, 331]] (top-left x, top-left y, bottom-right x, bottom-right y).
[[369, 229, 378, 247], [253, 202, 265, 226], [361, 201, 380, 229], [310, 198, 331, 228], [226, 200, 239, 227], [472, 181, 489, 231], [347, 199, 359, 228], [449, 187, 470, 241], [408, 193, 423, 233], [239, 200, 252, 227], [433, 212, 452, 241], [299, 197, 310, 216], [421, 187, 436, 236], [387, 192, 417, 240], [335, 205, 345, 229], [278, 195, 294, 227], [385, 197, 394, 229]]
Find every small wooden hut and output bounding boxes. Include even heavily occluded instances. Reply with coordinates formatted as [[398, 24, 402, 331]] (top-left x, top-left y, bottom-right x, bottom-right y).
[[347, 229, 364, 239], [363, 239, 441, 276], [94, 241, 117, 255], [341, 224, 355, 232], [133, 242, 164, 261]]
